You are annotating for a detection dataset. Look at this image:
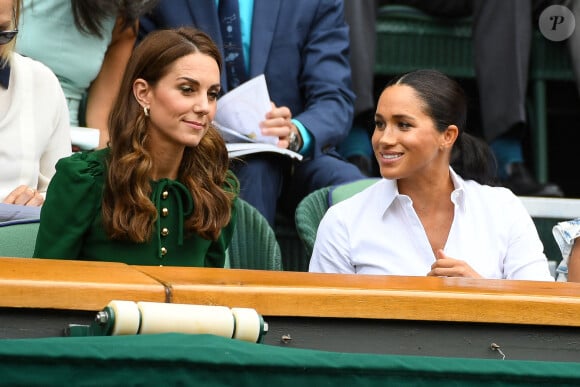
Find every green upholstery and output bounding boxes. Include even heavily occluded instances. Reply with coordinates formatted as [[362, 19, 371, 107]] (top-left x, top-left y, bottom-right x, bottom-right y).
[[0, 222, 39, 258], [375, 5, 575, 183], [329, 178, 381, 205], [228, 199, 283, 271], [294, 186, 331, 264], [274, 213, 309, 272], [375, 5, 474, 79], [2, 333, 580, 386]]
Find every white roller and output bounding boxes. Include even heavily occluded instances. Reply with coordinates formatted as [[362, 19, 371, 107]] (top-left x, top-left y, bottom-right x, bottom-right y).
[[108, 300, 140, 336], [231, 307, 262, 342], [136, 302, 235, 338]]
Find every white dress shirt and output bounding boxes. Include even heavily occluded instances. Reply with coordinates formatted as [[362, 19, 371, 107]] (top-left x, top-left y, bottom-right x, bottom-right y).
[[309, 168, 554, 281]]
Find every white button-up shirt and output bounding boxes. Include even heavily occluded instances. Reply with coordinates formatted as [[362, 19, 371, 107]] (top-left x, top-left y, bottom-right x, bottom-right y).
[[309, 169, 554, 281]]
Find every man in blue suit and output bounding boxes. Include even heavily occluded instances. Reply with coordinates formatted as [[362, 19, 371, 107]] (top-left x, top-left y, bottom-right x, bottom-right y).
[[139, 0, 365, 226]]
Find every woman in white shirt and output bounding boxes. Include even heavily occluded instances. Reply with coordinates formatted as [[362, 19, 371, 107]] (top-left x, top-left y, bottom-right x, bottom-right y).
[[0, 0, 71, 206], [309, 69, 553, 281]]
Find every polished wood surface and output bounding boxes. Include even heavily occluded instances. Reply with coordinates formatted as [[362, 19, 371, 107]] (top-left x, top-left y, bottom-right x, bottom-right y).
[[137, 266, 580, 327], [1, 257, 579, 326], [0, 257, 166, 310]]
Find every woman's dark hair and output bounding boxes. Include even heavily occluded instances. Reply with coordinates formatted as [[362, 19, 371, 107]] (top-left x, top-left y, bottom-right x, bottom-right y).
[[71, 0, 159, 37], [386, 69, 497, 185]]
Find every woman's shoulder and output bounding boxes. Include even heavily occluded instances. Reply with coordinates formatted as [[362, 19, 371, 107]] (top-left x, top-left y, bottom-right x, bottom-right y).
[[55, 148, 109, 180], [326, 178, 389, 218], [462, 180, 526, 212], [468, 180, 517, 197], [12, 53, 63, 96], [13, 53, 57, 80]]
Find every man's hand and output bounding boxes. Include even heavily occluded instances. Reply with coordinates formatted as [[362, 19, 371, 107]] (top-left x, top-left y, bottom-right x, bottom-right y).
[[3, 185, 44, 207], [260, 102, 301, 149]]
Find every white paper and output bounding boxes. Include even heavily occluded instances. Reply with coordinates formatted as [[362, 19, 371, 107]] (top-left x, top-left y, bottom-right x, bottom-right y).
[[71, 126, 100, 150], [214, 74, 277, 145], [226, 143, 303, 161]]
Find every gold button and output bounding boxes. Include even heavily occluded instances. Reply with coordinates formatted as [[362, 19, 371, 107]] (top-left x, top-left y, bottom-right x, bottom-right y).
[[161, 247, 167, 256], [162, 191, 169, 199], [161, 227, 169, 237], [162, 208, 169, 217]]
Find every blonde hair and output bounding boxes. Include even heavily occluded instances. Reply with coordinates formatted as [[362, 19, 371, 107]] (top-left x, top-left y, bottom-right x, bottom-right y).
[[0, 0, 19, 65]]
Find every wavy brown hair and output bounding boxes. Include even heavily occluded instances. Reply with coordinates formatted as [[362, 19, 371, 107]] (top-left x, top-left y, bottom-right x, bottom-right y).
[[103, 27, 236, 242]]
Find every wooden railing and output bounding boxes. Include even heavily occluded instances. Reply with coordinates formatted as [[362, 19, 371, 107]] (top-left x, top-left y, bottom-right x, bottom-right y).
[[2, 257, 580, 327]]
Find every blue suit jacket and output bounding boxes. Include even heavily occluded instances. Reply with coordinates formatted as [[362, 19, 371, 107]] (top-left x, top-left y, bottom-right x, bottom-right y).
[[139, 0, 355, 156]]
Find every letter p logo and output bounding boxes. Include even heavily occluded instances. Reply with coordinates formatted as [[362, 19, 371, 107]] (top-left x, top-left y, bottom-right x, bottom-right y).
[[540, 5, 575, 41]]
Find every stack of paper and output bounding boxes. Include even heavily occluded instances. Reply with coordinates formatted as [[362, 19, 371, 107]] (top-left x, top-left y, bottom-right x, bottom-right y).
[[214, 74, 302, 160], [226, 143, 303, 160]]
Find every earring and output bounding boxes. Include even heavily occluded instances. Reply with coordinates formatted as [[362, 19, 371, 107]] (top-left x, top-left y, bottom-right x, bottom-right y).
[[144, 106, 150, 117]]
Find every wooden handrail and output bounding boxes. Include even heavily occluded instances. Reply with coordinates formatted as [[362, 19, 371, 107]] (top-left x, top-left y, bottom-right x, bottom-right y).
[[0, 257, 166, 310], [137, 266, 580, 327], [1, 257, 579, 326]]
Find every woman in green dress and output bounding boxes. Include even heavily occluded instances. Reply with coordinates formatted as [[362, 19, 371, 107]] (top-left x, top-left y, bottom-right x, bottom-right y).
[[34, 27, 239, 267]]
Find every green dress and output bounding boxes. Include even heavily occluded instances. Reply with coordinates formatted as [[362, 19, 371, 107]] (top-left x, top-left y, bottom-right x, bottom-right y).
[[33, 149, 239, 267]]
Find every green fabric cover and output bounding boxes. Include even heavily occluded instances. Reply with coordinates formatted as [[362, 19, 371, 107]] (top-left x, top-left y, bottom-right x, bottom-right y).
[[0, 333, 578, 386], [294, 186, 331, 260], [329, 178, 381, 206], [227, 198, 283, 270], [0, 222, 39, 258]]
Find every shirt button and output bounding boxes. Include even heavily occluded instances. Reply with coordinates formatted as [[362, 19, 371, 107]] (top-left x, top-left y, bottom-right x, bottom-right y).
[[162, 190, 169, 199], [161, 247, 167, 256], [161, 227, 169, 237], [162, 208, 169, 217]]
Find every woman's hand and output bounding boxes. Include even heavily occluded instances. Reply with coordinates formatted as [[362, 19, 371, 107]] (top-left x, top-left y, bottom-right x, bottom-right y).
[[427, 249, 483, 278], [3, 185, 44, 207]]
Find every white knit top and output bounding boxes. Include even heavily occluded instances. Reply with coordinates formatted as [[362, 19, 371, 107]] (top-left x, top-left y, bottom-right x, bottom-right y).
[[0, 53, 72, 201]]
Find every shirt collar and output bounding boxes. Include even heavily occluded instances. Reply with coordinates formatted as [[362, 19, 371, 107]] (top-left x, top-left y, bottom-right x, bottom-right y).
[[376, 178, 399, 216], [448, 167, 467, 212], [377, 167, 468, 215], [0, 61, 10, 89]]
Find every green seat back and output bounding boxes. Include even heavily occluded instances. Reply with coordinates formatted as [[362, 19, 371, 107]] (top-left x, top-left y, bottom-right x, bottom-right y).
[[329, 178, 381, 205], [0, 222, 40, 258], [294, 187, 331, 268], [295, 179, 381, 265], [228, 199, 283, 271]]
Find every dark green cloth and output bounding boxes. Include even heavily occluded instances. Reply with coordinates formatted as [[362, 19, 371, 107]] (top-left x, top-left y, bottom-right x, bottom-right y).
[[33, 149, 238, 267], [0, 333, 579, 386]]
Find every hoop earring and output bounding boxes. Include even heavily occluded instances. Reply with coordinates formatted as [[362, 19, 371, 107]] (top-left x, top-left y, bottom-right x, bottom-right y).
[[144, 106, 150, 117]]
